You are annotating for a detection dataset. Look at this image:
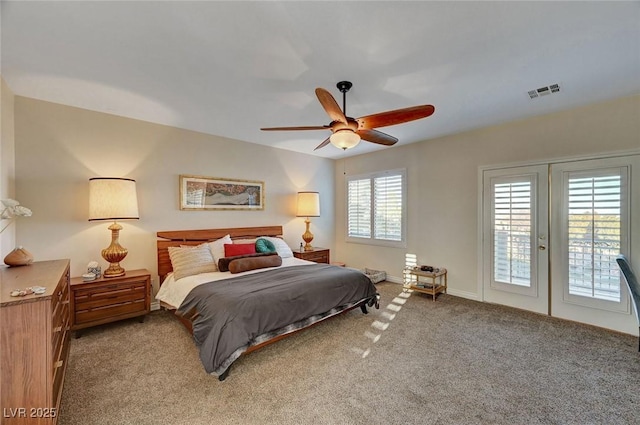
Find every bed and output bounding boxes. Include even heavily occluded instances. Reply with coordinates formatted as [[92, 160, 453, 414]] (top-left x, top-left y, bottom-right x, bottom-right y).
[[156, 226, 379, 380]]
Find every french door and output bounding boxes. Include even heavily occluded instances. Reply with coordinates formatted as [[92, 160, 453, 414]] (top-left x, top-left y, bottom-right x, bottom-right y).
[[482, 165, 549, 315], [482, 155, 639, 334]]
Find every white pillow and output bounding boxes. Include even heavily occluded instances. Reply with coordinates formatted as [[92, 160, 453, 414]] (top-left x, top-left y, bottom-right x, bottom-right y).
[[259, 236, 293, 258], [207, 234, 233, 266], [168, 244, 217, 281]]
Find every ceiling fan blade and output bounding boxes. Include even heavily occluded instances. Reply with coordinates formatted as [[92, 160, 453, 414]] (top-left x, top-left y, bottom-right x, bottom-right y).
[[357, 104, 435, 129], [314, 137, 331, 151], [261, 125, 329, 131], [357, 129, 398, 146], [315, 88, 347, 124]]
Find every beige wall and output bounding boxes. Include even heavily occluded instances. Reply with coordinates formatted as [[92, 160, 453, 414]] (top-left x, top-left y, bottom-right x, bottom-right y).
[[335, 94, 640, 299], [1, 77, 16, 257], [14, 97, 335, 291]]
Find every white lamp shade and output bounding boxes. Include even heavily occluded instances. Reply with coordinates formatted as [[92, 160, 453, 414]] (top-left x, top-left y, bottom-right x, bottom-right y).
[[329, 130, 361, 150], [89, 177, 139, 221], [296, 192, 320, 217]]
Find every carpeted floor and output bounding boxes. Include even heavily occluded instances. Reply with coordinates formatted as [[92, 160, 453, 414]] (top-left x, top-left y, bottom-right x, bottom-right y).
[[59, 282, 640, 425]]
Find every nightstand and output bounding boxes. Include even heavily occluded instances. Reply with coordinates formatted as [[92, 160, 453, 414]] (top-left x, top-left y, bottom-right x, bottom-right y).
[[70, 269, 151, 337], [293, 247, 330, 264]]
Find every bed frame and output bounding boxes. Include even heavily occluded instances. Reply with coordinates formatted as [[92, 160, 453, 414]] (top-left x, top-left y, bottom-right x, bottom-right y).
[[156, 225, 377, 380]]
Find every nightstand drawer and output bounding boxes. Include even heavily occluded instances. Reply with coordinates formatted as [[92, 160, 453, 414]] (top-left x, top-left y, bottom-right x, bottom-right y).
[[74, 283, 146, 309], [75, 299, 146, 325], [293, 248, 330, 264], [303, 252, 329, 263]]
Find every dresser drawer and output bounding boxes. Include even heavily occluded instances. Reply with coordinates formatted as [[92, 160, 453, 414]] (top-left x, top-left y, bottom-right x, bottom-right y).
[[52, 273, 70, 360], [52, 330, 70, 412]]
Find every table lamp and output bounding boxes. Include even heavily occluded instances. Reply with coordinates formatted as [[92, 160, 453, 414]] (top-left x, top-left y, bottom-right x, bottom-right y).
[[89, 177, 139, 278], [296, 191, 320, 251]]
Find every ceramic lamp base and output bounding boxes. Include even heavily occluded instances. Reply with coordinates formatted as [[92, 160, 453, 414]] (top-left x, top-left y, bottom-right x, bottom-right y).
[[302, 218, 314, 251]]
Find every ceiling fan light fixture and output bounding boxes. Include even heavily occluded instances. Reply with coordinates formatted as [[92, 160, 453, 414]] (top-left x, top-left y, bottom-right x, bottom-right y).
[[330, 130, 360, 150]]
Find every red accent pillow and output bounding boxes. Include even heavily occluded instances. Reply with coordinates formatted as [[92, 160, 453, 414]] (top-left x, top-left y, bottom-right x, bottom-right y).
[[224, 243, 256, 257]]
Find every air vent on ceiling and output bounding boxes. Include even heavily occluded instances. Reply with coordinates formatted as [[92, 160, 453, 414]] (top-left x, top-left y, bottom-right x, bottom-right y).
[[528, 83, 560, 99]]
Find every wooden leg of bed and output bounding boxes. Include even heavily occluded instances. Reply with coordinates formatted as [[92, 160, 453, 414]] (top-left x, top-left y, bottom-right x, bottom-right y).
[[218, 367, 231, 381]]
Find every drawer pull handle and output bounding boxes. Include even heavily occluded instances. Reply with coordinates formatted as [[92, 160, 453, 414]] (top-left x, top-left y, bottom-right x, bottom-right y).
[[54, 360, 63, 369]]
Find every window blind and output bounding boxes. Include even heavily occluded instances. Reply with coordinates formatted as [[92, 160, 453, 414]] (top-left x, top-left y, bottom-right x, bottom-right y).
[[374, 174, 403, 241], [347, 170, 405, 244], [347, 178, 371, 238], [493, 181, 532, 286], [567, 172, 622, 301]]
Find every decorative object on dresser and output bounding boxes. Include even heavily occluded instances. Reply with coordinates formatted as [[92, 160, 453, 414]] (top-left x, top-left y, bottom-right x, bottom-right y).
[[296, 191, 320, 251], [0, 198, 32, 220], [0, 259, 71, 424], [88, 177, 139, 278], [3, 246, 34, 267], [293, 247, 330, 264], [70, 269, 151, 337], [1, 198, 34, 266]]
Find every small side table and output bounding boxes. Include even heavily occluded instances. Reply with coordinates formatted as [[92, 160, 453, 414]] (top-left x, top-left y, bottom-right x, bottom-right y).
[[405, 268, 447, 302], [70, 269, 151, 336], [293, 247, 330, 264]]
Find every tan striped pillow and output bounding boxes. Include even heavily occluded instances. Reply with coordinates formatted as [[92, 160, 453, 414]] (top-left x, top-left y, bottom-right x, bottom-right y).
[[168, 244, 217, 280]]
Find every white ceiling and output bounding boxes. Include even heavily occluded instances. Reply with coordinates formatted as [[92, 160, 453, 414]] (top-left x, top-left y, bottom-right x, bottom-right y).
[[2, 1, 639, 159]]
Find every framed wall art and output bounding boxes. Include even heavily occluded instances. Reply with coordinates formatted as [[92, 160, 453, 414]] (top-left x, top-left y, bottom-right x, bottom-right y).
[[179, 175, 264, 211]]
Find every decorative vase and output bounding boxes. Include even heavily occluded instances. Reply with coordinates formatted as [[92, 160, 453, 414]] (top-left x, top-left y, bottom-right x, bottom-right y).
[[4, 246, 34, 267]]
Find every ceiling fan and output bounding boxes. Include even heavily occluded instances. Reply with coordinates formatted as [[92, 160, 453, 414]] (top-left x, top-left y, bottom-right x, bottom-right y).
[[261, 81, 435, 151]]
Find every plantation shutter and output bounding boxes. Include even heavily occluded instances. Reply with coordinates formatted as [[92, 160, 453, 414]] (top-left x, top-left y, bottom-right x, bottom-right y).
[[567, 170, 623, 301], [347, 178, 371, 238], [374, 174, 403, 241], [493, 180, 532, 286], [346, 169, 406, 245]]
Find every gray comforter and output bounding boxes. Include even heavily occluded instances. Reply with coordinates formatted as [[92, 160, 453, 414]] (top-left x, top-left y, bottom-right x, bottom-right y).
[[177, 263, 378, 376]]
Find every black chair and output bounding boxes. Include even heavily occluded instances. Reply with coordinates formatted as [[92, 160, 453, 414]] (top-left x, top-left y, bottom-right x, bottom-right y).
[[616, 255, 640, 351]]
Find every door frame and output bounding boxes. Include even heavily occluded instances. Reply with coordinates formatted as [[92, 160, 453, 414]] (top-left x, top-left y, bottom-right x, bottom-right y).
[[477, 149, 640, 304], [480, 164, 549, 314]]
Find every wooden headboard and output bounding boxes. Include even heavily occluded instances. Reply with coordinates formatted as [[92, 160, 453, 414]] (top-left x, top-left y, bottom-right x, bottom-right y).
[[156, 225, 284, 282]]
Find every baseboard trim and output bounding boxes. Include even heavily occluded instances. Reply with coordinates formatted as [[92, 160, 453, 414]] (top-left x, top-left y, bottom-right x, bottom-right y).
[[383, 275, 479, 301], [151, 301, 160, 311], [446, 288, 479, 301]]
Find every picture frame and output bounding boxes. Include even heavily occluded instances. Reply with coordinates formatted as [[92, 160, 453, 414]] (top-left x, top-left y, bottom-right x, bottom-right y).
[[179, 175, 265, 211]]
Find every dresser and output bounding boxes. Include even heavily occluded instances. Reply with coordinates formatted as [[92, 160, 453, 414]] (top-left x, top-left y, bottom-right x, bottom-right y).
[[0, 259, 71, 425]]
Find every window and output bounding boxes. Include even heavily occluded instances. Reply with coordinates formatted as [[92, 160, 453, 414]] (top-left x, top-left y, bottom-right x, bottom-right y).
[[566, 170, 624, 302], [347, 169, 406, 246], [493, 179, 533, 287]]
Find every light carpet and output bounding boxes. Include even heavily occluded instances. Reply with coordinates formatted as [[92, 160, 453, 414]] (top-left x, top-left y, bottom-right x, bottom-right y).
[[59, 282, 640, 425]]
